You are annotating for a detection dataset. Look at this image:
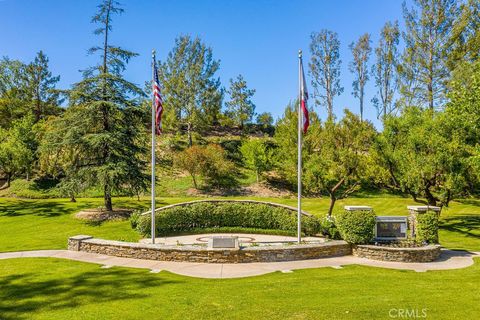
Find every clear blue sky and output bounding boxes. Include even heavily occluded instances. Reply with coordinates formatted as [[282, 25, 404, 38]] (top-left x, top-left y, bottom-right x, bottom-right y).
[[0, 0, 409, 128]]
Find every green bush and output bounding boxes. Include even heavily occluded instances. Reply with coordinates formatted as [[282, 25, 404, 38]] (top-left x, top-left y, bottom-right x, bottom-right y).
[[136, 202, 321, 237], [319, 216, 341, 239], [416, 210, 439, 244], [129, 210, 142, 229], [335, 209, 376, 244]]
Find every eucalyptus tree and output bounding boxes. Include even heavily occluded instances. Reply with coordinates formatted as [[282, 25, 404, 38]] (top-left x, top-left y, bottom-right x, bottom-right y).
[[349, 33, 372, 121], [309, 30, 343, 119], [398, 0, 459, 110], [158, 35, 222, 145], [47, 0, 148, 210], [448, 0, 480, 70], [371, 21, 400, 119]]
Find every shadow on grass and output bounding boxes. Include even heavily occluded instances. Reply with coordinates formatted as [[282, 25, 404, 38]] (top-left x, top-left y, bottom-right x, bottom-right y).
[[0, 265, 182, 320], [0, 199, 168, 219], [456, 199, 480, 207], [0, 200, 75, 217], [441, 215, 480, 239]]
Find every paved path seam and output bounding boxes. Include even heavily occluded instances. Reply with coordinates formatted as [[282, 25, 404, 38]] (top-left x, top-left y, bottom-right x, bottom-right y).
[[0, 249, 478, 279]]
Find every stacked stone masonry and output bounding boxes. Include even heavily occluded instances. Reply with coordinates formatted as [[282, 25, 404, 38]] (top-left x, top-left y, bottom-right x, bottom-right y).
[[352, 244, 441, 262], [68, 235, 351, 263]]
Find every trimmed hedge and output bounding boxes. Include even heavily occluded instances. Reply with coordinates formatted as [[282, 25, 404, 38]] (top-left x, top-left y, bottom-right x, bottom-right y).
[[135, 202, 320, 236], [335, 209, 376, 244], [416, 210, 439, 244]]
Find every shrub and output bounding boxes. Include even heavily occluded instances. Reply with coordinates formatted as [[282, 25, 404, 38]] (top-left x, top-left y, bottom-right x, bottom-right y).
[[136, 202, 321, 237], [201, 145, 238, 188], [174, 144, 237, 189], [240, 138, 272, 183], [319, 216, 341, 239], [335, 209, 376, 244], [129, 210, 142, 229], [416, 210, 439, 244]]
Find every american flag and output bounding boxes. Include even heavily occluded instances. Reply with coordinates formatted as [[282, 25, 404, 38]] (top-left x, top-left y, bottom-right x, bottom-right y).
[[299, 54, 309, 134], [152, 56, 163, 135]]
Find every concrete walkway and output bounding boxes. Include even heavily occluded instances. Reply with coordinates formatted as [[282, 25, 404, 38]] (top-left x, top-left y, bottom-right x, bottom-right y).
[[0, 249, 478, 278]]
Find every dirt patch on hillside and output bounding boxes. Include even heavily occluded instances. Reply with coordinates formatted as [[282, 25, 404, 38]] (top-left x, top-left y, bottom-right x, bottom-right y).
[[186, 183, 293, 198], [75, 208, 133, 222]]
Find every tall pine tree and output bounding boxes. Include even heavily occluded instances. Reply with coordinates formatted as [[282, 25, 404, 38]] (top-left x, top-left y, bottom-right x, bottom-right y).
[[226, 74, 256, 129], [24, 51, 62, 122], [49, 0, 148, 210], [158, 35, 223, 146]]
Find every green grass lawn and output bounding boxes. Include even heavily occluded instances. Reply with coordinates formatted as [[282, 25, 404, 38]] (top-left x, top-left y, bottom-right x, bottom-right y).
[[1, 195, 479, 252], [1, 257, 479, 320], [1, 195, 480, 319]]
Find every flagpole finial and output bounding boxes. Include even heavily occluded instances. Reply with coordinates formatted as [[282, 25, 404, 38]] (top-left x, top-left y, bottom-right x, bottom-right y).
[[298, 49, 302, 58]]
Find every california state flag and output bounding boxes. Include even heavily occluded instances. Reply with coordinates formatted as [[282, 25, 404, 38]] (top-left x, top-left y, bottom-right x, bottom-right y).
[[299, 55, 309, 133]]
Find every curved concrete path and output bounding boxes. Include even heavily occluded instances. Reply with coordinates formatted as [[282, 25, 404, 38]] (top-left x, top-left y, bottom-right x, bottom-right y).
[[1, 249, 478, 278]]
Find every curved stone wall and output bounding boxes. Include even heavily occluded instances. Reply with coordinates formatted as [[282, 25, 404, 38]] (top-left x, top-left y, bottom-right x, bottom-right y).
[[68, 235, 350, 263], [352, 244, 441, 262]]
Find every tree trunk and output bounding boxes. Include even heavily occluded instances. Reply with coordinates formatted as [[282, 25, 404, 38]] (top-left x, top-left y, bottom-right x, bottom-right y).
[[424, 187, 437, 206], [0, 173, 11, 190], [327, 178, 345, 217], [191, 174, 198, 189], [187, 122, 193, 147], [327, 193, 336, 217], [70, 193, 76, 203], [104, 185, 113, 211], [35, 100, 41, 123], [360, 89, 364, 121], [256, 170, 259, 183]]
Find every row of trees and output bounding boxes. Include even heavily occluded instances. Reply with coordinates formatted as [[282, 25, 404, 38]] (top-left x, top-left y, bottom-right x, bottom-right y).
[[0, 0, 269, 209], [175, 69, 480, 215], [1, 0, 479, 214], [310, 0, 479, 119]]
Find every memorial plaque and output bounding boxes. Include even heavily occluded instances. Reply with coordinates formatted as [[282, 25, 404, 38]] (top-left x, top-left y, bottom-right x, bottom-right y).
[[375, 216, 408, 240], [208, 236, 239, 249]]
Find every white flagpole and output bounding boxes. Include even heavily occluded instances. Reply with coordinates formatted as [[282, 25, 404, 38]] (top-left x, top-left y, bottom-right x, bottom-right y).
[[151, 49, 156, 245], [297, 50, 302, 244]]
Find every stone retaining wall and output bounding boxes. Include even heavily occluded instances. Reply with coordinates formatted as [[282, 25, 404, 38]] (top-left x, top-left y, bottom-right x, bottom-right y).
[[68, 235, 351, 263], [352, 244, 441, 262]]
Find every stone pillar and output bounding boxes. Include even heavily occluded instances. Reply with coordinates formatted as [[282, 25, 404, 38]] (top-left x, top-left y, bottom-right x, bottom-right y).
[[344, 206, 373, 212], [68, 235, 93, 251], [407, 206, 441, 239]]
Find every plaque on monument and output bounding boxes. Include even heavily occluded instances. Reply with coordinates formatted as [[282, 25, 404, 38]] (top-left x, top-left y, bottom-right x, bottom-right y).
[[208, 236, 239, 249], [375, 216, 408, 240]]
